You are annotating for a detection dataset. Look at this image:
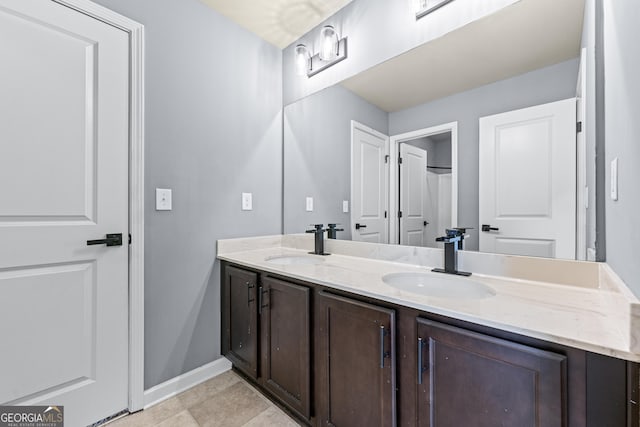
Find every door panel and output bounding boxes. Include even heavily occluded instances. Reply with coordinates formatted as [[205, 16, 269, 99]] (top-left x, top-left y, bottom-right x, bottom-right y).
[[416, 318, 566, 426], [479, 99, 576, 259], [0, 1, 129, 425], [260, 277, 311, 420], [224, 266, 259, 379], [400, 144, 427, 246], [351, 121, 389, 243], [316, 291, 396, 427]]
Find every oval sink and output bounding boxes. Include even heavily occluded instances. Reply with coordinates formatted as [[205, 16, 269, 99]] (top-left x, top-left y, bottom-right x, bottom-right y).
[[382, 272, 495, 300], [265, 255, 325, 266]]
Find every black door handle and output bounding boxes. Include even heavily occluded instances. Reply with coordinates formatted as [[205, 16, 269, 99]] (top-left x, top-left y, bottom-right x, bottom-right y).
[[481, 224, 499, 232], [423, 221, 429, 226], [87, 233, 123, 246], [355, 223, 367, 230]]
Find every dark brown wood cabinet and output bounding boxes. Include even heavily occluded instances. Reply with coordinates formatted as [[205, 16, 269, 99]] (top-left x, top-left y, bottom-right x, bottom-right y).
[[315, 291, 397, 427], [222, 265, 259, 379], [416, 318, 567, 427], [260, 276, 311, 420]]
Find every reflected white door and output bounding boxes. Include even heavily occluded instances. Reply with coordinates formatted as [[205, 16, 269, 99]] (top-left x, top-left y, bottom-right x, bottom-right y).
[[351, 121, 389, 243], [400, 144, 428, 246], [0, 1, 129, 425], [479, 98, 576, 259]]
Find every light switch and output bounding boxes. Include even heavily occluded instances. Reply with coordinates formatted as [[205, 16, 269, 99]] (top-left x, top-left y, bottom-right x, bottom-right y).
[[242, 192, 253, 211], [156, 188, 172, 211], [306, 197, 313, 212], [610, 158, 618, 201], [343, 200, 349, 213]]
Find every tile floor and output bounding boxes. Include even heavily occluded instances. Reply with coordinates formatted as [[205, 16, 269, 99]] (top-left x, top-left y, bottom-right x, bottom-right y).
[[107, 370, 301, 427]]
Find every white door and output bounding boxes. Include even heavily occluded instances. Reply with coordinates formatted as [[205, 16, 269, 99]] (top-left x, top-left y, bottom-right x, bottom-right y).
[[0, 1, 130, 425], [479, 98, 576, 259], [351, 121, 389, 243], [399, 144, 428, 246]]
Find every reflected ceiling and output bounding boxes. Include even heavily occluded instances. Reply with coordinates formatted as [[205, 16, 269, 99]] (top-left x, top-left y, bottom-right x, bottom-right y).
[[199, 0, 353, 49]]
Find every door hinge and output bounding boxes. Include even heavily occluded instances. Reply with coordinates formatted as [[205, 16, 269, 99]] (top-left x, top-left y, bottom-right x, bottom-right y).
[[129, 234, 132, 245], [384, 211, 387, 218], [398, 211, 403, 218], [385, 154, 389, 163], [577, 121, 583, 133], [399, 157, 403, 164]]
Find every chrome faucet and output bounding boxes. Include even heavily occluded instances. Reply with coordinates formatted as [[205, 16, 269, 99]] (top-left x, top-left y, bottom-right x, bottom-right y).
[[305, 224, 329, 255], [432, 228, 471, 276]]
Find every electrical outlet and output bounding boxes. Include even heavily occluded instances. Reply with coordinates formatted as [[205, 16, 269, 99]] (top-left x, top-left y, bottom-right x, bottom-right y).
[[306, 197, 313, 212], [343, 200, 349, 213], [242, 192, 253, 210], [156, 188, 172, 211]]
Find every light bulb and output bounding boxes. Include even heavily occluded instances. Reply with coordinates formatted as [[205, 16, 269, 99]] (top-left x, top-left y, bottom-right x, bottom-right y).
[[295, 44, 310, 76], [319, 25, 338, 61]]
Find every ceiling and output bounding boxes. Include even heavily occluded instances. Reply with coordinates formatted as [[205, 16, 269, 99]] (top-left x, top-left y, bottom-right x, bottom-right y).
[[341, 0, 585, 112], [199, 0, 353, 49]]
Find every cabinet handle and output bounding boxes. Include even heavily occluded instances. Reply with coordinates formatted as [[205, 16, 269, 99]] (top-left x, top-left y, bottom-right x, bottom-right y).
[[247, 282, 255, 306], [258, 286, 269, 315], [379, 325, 391, 368], [417, 337, 425, 385]]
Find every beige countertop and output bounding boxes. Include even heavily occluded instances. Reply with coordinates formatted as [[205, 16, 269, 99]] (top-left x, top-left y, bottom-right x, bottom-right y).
[[217, 235, 640, 362]]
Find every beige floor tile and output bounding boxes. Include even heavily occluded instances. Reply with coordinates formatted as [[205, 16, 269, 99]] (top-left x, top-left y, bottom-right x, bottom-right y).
[[189, 381, 270, 427], [177, 370, 242, 409], [156, 410, 199, 427], [106, 396, 185, 427], [242, 407, 301, 427]]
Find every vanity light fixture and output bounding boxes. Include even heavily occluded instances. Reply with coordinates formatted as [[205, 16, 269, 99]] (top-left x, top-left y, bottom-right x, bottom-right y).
[[295, 44, 311, 76], [295, 25, 348, 78], [415, 0, 454, 20]]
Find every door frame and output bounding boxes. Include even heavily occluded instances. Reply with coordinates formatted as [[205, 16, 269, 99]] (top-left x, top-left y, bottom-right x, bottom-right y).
[[576, 47, 588, 261], [53, 0, 145, 412], [389, 122, 458, 245]]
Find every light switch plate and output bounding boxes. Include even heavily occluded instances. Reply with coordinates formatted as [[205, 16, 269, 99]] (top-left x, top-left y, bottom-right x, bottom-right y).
[[156, 188, 172, 211], [343, 200, 349, 213], [306, 197, 313, 212], [610, 158, 618, 200], [242, 192, 253, 211]]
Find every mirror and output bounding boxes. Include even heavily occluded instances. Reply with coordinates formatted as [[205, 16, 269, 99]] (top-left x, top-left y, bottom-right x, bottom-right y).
[[283, 0, 595, 261]]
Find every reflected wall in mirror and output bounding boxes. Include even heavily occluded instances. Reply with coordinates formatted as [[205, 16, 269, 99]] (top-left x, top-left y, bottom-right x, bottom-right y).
[[283, 0, 596, 261]]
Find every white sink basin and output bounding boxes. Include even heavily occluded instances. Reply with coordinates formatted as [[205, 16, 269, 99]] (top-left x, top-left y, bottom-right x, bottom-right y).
[[265, 254, 325, 265], [382, 272, 495, 300]]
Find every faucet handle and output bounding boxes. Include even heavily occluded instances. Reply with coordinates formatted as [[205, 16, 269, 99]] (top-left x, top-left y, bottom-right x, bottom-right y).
[[327, 223, 344, 231], [306, 224, 325, 233]]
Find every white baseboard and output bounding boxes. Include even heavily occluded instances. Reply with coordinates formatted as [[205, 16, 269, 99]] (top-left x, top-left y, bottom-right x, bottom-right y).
[[142, 357, 232, 409]]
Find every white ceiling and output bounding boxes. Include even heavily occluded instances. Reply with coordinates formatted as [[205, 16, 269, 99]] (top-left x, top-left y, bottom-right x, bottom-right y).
[[199, 0, 353, 49], [341, 0, 585, 112]]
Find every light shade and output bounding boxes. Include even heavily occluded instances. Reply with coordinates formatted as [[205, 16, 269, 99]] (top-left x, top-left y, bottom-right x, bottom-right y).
[[295, 44, 310, 76], [319, 25, 339, 61]]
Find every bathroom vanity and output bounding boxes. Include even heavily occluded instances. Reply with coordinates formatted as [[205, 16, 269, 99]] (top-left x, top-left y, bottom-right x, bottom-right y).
[[218, 235, 640, 426]]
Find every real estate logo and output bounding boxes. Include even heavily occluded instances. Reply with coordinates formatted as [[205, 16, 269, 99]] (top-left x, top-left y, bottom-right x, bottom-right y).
[[0, 406, 64, 427]]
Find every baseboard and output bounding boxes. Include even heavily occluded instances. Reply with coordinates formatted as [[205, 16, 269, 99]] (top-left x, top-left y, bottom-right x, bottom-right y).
[[142, 357, 232, 409]]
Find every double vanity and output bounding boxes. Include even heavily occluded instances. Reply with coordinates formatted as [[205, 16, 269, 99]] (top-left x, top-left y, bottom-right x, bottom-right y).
[[218, 234, 640, 426]]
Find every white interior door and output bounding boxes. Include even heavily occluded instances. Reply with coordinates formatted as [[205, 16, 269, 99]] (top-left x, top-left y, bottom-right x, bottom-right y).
[[399, 144, 428, 246], [351, 121, 389, 243], [0, 1, 130, 425], [479, 98, 576, 259]]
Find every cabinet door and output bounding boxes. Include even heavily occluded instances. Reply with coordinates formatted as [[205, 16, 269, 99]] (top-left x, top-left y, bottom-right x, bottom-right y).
[[222, 265, 259, 379], [416, 318, 567, 427], [316, 291, 396, 427], [260, 276, 311, 420]]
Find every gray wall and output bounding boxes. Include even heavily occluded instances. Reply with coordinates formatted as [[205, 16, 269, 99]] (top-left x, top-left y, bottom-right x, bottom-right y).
[[282, 0, 518, 105], [602, 0, 640, 296], [284, 85, 388, 239], [93, 0, 283, 389], [389, 58, 579, 250]]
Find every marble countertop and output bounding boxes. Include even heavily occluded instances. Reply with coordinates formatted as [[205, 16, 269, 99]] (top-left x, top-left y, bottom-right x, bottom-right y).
[[217, 235, 640, 362]]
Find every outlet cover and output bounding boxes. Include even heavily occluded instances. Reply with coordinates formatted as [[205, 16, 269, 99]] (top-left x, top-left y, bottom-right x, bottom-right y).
[[156, 188, 172, 211], [610, 158, 618, 201], [242, 192, 253, 210], [306, 197, 313, 212], [343, 200, 349, 213]]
